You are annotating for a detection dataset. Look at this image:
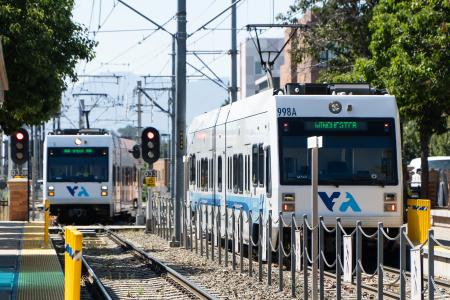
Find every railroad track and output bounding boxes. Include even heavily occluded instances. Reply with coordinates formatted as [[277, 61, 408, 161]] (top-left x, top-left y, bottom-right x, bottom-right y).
[[52, 225, 216, 300]]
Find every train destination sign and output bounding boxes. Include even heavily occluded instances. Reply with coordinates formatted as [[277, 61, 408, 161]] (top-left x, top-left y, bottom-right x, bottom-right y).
[[305, 121, 368, 131], [48, 147, 108, 156]]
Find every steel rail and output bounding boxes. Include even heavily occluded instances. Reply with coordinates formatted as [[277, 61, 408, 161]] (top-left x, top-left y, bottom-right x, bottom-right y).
[[105, 228, 217, 300], [321, 268, 400, 299], [81, 256, 113, 300], [383, 265, 450, 290]]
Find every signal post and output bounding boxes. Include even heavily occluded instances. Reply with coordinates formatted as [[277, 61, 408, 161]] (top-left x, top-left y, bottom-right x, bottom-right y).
[[8, 128, 30, 221]]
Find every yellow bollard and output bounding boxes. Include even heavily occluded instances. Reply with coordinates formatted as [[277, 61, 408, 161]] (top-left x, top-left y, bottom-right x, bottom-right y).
[[71, 229, 83, 300], [44, 200, 50, 247], [407, 199, 431, 244], [64, 227, 83, 300], [64, 227, 72, 300]]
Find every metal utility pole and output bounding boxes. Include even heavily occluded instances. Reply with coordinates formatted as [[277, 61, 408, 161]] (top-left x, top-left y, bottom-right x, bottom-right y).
[[173, 0, 187, 246], [79, 99, 85, 129], [230, 0, 237, 102], [170, 36, 176, 199], [136, 80, 145, 225], [308, 136, 322, 300], [137, 81, 143, 139], [31, 126, 38, 221]]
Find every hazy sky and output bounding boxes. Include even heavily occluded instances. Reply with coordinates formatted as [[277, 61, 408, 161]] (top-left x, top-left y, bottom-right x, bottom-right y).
[[56, 0, 300, 132]]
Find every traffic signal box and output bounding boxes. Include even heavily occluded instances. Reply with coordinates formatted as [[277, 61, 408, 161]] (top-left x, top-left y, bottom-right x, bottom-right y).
[[11, 128, 29, 165], [141, 127, 160, 164]]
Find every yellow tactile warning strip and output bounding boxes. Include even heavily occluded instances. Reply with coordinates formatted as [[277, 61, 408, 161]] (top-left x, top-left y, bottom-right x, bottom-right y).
[[16, 222, 64, 300]]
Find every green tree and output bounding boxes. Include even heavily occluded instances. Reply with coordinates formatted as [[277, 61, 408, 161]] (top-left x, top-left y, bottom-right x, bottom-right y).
[[0, 0, 96, 134], [278, 0, 379, 81], [117, 125, 138, 139], [356, 0, 450, 198]]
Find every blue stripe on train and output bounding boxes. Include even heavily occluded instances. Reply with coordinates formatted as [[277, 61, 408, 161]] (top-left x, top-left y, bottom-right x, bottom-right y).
[[189, 192, 265, 213]]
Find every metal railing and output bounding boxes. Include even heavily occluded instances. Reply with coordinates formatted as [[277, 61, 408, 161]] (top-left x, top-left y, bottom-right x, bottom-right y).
[[147, 195, 450, 299]]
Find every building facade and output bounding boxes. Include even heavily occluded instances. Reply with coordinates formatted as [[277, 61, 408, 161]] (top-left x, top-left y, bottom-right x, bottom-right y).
[[239, 37, 285, 99]]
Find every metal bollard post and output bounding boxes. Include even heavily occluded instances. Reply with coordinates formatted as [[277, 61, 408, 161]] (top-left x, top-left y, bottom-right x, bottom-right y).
[[239, 208, 243, 273], [217, 206, 221, 264], [258, 209, 263, 282], [232, 207, 236, 270], [319, 216, 324, 300], [356, 221, 362, 300], [278, 212, 283, 292], [267, 210, 272, 286], [200, 204, 204, 256], [248, 210, 253, 277], [225, 206, 228, 267], [303, 215, 308, 300], [44, 200, 50, 247], [206, 205, 209, 259], [336, 218, 341, 300], [211, 205, 214, 261], [428, 229, 434, 300], [195, 205, 198, 254], [399, 226, 406, 300], [377, 222, 384, 300], [291, 213, 296, 298]]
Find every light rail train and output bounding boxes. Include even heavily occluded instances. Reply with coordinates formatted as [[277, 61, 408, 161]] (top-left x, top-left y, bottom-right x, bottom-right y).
[[187, 83, 403, 243], [43, 129, 138, 222]]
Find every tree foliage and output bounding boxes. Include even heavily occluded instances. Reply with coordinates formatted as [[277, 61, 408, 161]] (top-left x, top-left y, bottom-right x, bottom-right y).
[[360, 0, 450, 197], [0, 0, 96, 134], [278, 0, 379, 79]]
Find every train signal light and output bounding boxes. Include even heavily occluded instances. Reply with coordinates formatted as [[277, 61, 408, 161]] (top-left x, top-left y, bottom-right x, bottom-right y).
[[130, 144, 141, 159], [141, 127, 160, 164], [11, 128, 29, 165]]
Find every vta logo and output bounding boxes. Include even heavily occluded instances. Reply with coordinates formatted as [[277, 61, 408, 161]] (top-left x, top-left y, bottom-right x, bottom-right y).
[[318, 192, 361, 212], [66, 186, 90, 197]]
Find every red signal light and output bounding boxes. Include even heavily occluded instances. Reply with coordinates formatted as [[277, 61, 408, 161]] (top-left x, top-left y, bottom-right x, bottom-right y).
[[16, 132, 24, 140], [147, 131, 155, 140]]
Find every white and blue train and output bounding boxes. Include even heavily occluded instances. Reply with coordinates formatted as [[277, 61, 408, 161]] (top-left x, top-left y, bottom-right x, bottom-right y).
[[187, 83, 403, 242], [43, 129, 138, 222]]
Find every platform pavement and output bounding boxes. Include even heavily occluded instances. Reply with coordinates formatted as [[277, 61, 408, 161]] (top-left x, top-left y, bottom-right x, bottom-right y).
[[0, 221, 64, 300]]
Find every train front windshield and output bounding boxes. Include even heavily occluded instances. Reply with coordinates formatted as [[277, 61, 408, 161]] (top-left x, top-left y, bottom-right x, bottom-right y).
[[47, 147, 109, 182], [278, 118, 398, 186]]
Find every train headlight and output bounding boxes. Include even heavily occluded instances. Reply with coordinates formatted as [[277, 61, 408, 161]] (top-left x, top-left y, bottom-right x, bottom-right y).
[[384, 203, 397, 212], [282, 193, 295, 212], [384, 193, 396, 202], [75, 138, 82, 145], [101, 185, 108, 197], [48, 186, 55, 197]]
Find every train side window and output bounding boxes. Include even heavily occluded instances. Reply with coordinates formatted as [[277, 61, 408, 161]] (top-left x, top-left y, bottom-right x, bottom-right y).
[[244, 156, 247, 192], [218, 156, 222, 192], [258, 144, 264, 187], [227, 157, 230, 191], [238, 154, 243, 194], [233, 154, 238, 193], [246, 155, 250, 192], [265, 146, 272, 197], [209, 158, 214, 190], [252, 144, 258, 186], [190, 155, 196, 185], [201, 158, 208, 191]]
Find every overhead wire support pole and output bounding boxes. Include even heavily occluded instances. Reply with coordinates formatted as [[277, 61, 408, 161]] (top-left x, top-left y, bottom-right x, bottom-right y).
[[116, 0, 174, 37], [186, 62, 228, 91], [188, 0, 243, 38], [192, 53, 226, 87], [172, 0, 187, 247], [170, 36, 176, 199], [231, 0, 237, 102]]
